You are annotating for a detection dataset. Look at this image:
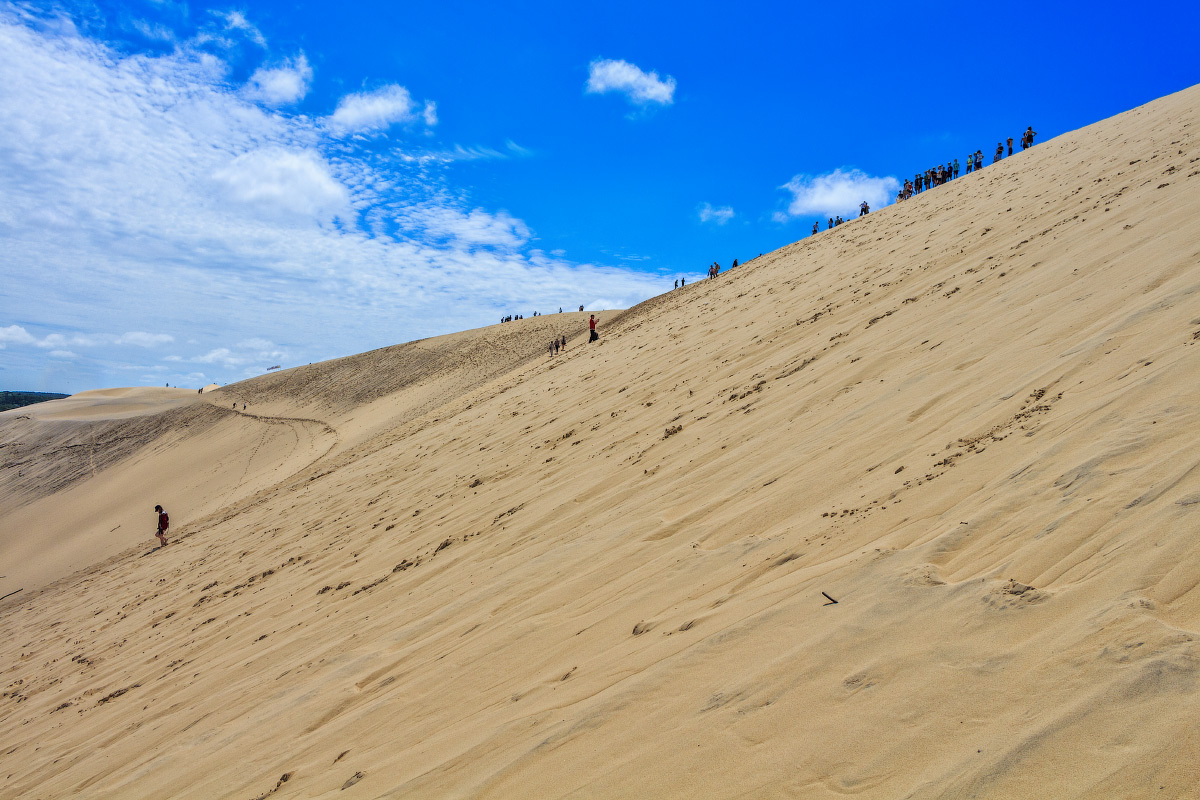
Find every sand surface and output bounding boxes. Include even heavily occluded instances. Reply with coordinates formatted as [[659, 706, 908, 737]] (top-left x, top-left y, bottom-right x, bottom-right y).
[[1, 85, 1199, 798]]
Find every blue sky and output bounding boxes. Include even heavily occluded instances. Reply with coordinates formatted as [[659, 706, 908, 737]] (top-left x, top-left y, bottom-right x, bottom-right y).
[[2, 0, 1197, 392]]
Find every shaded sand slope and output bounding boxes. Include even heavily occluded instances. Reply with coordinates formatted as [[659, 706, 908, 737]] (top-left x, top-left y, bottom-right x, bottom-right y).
[[0, 390, 334, 593], [2, 85, 1200, 798], [0, 315, 594, 593]]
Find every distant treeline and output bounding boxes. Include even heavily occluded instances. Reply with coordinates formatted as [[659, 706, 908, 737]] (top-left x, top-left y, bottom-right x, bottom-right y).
[[0, 391, 68, 413]]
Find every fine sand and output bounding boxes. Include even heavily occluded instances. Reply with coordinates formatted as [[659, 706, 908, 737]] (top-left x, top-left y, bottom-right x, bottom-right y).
[[1, 84, 1199, 798]]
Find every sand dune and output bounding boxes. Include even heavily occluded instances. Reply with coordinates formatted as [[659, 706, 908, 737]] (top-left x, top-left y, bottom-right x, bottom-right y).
[[1, 85, 1199, 798]]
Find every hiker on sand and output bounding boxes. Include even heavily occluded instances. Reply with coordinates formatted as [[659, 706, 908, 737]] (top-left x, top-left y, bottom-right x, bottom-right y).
[[589, 315, 599, 342], [731, 258, 738, 269], [812, 221, 819, 235], [953, 158, 960, 178], [1022, 126, 1037, 149], [994, 143, 1003, 163], [1007, 137, 1014, 156], [859, 201, 869, 217], [154, 505, 169, 547]]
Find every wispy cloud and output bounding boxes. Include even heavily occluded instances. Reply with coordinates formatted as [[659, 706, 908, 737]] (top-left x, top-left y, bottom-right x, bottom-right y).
[[698, 203, 734, 225], [585, 58, 675, 106], [778, 168, 899, 219], [0, 326, 173, 350], [218, 10, 266, 48]]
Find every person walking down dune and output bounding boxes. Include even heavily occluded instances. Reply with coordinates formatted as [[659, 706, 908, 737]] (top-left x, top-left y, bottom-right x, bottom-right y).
[[154, 504, 169, 547], [812, 221, 819, 235], [589, 315, 599, 343]]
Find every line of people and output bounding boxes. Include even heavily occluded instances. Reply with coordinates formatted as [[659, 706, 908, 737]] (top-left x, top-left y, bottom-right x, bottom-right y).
[[898, 126, 1036, 201], [503, 305, 586, 323]]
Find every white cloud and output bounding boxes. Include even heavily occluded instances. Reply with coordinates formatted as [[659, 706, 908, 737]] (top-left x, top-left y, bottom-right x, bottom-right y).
[[586, 58, 675, 106], [49, 349, 78, 359], [0, 325, 37, 347], [243, 53, 311, 106], [212, 148, 349, 222], [698, 203, 734, 225], [327, 84, 433, 135], [779, 168, 900, 219]]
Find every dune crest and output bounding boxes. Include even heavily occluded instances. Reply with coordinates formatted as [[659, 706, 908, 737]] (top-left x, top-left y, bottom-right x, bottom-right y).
[[1, 85, 1199, 798]]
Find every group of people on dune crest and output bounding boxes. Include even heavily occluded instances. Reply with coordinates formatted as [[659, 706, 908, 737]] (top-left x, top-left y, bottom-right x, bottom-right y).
[[807, 126, 1038, 234]]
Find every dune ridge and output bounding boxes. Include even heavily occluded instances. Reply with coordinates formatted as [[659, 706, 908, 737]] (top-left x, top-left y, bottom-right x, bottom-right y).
[[0, 84, 1199, 798]]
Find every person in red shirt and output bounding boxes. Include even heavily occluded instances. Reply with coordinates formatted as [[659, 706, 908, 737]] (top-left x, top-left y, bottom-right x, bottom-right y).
[[588, 314, 599, 342], [154, 504, 169, 547]]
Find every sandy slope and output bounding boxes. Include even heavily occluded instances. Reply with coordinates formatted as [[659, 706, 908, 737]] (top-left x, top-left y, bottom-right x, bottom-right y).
[[1, 85, 1199, 799], [0, 314, 598, 595]]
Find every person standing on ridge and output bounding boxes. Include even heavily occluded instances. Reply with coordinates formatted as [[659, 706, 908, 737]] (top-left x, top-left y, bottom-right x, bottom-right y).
[[588, 314, 599, 342], [953, 158, 960, 178], [994, 142, 1003, 163], [732, 258, 738, 269], [859, 201, 869, 216], [154, 504, 169, 547], [1022, 126, 1037, 149], [1007, 136, 1014, 156]]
